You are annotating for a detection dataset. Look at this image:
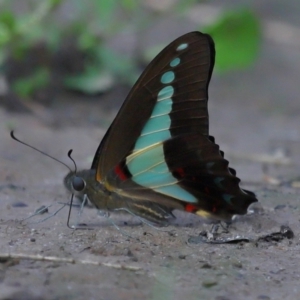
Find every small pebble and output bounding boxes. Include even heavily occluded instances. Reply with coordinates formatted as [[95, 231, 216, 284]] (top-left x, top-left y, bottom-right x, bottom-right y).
[[280, 225, 294, 239], [201, 263, 212, 269], [232, 260, 243, 268], [12, 202, 27, 208], [202, 280, 218, 288], [274, 204, 286, 210]]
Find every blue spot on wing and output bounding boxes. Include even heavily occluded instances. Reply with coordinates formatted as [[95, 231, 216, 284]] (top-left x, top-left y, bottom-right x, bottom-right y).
[[127, 144, 197, 203], [206, 162, 215, 174], [127, 145, 165, 175], [141, 115, 170, 135], [176, 43, 188, 51], [223, 194, 234, 203], [158, 86, 174, 101], [133, 85, 174, 150], [134, 131, 171, 150], [151, 99, 172, 117], [161, 71, 175, 84], [214, 177, 224, 188], [134, 172, 175, 187], [155, 185, 197, 203], [170, 58, 180, 67]]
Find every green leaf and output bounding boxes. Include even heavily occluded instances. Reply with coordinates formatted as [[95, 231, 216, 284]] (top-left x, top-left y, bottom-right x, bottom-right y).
[[96, 46, 138, 85], [0, 23, 11, 46], [49, 0, 63, 7], [204, 8, 261, 72], [15, 0, 62, 37], [11, 41, 32, 60], [64, 66, 114, 94], [12, 68, 50, 98], [45, 25, 63, 51], [0, 49, 5, 65], [121, 0, 139, 12], [175, 0, 199, 13], [93, 0, 118, 30], [0, 11, 16, 46], [78, 31, 99, 51], [0, 11, 16, 32]]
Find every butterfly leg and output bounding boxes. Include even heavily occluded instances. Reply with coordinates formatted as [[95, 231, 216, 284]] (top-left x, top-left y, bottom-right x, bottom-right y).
[[203, 222, 229, 241], [97, 210, 137, 239], [22, 203, 68, 224], [68, 194, 89, 229], [209, 221, 230, 237], [113, 207, 171, 232], [204, 222, 224, 241], [188, 221, 250, 244]]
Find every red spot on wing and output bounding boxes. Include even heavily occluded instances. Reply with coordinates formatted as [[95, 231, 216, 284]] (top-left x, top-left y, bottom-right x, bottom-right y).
[[185, 204, 198, 213], [177, 168, 185, 177], [114, 165, 128, 181], [174, 167, 185, 178]]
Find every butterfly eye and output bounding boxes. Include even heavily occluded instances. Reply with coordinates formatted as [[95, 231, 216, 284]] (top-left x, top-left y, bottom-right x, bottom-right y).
[[72, 176, 86, 192]]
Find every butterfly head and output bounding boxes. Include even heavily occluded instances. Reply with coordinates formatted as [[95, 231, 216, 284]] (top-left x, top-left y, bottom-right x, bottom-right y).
[[64, 170, 93, 196], [63, 169, 112, 211], [71, 175, 86, 192]]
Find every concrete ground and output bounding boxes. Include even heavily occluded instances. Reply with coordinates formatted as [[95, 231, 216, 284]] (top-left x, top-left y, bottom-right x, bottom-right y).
[[1, 1, 300, 299]]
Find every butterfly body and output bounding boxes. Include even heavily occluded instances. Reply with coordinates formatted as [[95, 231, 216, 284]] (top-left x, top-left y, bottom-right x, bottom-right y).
[[64, 170, 179, 224], [64, 31, 258, 224]]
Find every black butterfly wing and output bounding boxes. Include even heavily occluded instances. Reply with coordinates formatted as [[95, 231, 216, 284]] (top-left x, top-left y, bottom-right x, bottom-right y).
[[90, 31, 257, 222], [92, 32, 215, 182], [163, 134, 257, 218]]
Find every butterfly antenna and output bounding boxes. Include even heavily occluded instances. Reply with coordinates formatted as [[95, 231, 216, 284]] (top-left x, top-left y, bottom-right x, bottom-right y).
[[10, 131, 72, 172], [11, 131, 78, 227], [67, 149, 77, 174]]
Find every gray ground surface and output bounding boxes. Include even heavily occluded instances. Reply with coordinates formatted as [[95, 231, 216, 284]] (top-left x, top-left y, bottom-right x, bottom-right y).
[[1, 1, 300, 300]]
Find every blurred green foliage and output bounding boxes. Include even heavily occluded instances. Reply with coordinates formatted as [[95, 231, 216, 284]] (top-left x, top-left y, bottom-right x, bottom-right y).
[[0, 0, 61, 60], [0, 0, 260, 99], [204, 9, 260, 72], [12, 67, 50, 97]]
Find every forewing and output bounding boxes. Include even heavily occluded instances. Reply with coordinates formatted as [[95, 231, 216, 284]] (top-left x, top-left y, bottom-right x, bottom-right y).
[[92, 32, 215, 181]]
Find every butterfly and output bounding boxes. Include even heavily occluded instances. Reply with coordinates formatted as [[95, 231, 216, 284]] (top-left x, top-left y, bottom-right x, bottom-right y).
[[64, 31, 258, 225]]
